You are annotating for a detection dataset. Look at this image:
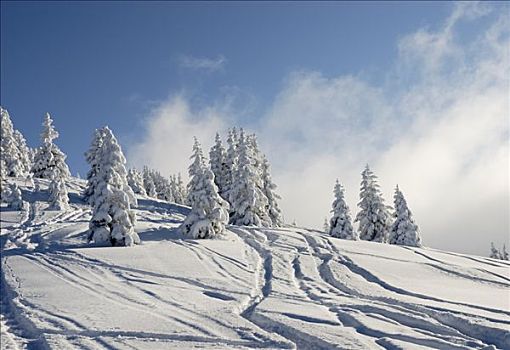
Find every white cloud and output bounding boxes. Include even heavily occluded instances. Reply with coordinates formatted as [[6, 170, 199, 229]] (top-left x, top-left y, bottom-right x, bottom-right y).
[[179, 54, 226, 71], [127, 95, 229, 177], [127, 3, 509, 255]]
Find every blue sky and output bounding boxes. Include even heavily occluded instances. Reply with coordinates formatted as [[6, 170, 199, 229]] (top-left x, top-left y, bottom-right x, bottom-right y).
[[1, 1, 453, 173], [1, 2, 508, 255]]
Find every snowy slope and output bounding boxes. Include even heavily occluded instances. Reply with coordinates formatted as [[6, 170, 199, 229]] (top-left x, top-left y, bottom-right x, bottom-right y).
[[1, 177, 509, 350]]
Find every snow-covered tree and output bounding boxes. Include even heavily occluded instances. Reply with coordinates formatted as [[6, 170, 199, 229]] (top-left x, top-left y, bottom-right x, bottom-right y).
[[261, 155, 283, 227], [229, 130, 271, 227], [142, 166, 157, 198], [502, 245, 509, 261], [6, 183, 25, 210], [355, 165, 391, 243], [0, 107, 32, 177], [127, 168, 146, 196], [84, 128, 105, 205], [48, 174, 69, 210], [171, 173, 187, 205], [187, 137, 207, 207], [222, 128, 238, 202], [323, 217, 330, 232], [180, 140, 229, 239], [32, 113, 70, 180], [88, 127, 139, 246], [489, 242, 501, 259], [389, 186, 421, 247], [209, 132, 229, 198], [329, 180, 357, 240]]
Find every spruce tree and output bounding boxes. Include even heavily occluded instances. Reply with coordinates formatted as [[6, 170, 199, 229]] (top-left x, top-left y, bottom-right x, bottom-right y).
[[323, 217, 330, 232], [32, 113, 71, 180], [389, 186, 421, 247], [501, 245, 509, 261], [48, 174, 69, 210], [0, 107, 32, 177], [261, 155, 283, 227], [223, 128, 238, 203], [88, 127, 139, 246], [229, 130, 271, 227], [7, 183, 25, 210], [209, 132, 229, 198], [187, 137, 207, 207], [355, 165, 391, 243], [142, 166, 157, 198], [489, 242, 501, 259], [84, 128, 105, 205], [127, 168, 147, 196], [180, 139, 229, 238], [329, 180, 357, 240]]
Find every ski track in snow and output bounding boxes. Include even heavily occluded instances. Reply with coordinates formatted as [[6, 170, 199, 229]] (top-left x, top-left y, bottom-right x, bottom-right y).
[[1, 178, 509, 349]]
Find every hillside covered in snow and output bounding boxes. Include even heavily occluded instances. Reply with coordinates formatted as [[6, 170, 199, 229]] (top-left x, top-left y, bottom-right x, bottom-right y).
[[1, 177, 509, 350]]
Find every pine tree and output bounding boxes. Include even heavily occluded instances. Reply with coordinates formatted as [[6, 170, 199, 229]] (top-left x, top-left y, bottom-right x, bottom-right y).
[[355, 165, 391, 243], [142, 166, 157, 198], [223, 128, 238, 203], [323, 217, 330, 232], [48, 174, 69, 210], [187, 137, 207, 207], [0, 107, 32, 177], [209, 132, 229, 198], [489, 242, 501, 259], [7, 183, 25, 210], [173, 173, 187, 205], [180, 140, 229, 238], [261, 155, 283, 227], [229, 130, 271, 227], [32, 113, 71, 180], [88, 127, 139, 246], [127, 168, 147, 196], [389, 186, 421, 247], [501, 245, 509, 261], [84, 128, 105, 205], [329, 180, 357, 240]]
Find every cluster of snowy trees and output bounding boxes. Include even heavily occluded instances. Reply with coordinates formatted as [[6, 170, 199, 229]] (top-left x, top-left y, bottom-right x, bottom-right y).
[[179, 128, 283, 238], [490, 243, 509, 261], [1, 107, 71, 210], [326, 165, 422, 247], [126, 167, 187, 205]]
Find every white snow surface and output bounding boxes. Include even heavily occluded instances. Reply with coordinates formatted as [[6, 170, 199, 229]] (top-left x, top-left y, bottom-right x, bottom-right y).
[[1, 177, 509, 349]]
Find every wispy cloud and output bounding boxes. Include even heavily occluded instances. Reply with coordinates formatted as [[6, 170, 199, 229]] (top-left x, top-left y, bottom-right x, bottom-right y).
[[128, 3, 509, 255], [178, 54, 227, 72]]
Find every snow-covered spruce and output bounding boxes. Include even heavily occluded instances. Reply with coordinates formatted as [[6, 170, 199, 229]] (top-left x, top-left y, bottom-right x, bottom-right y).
[[180, 139, 229, 238], [88, 127, 139, 247], [389, 185, 421, 247], [489, 243, 501, 259], [171, 173, 187, 205], [329, 180, 357, 240], [229, 130, 271, 227], [186, 137, 207, 207], [84, 128, 105, 205], [261, 155, 283, 227], [502, 245, 509, 261], [222, 128, 238, 203], [48, 174, 69, 210], [32, 113, 71, 180], [6, 182, 25, 210], [355, 165, 391, 243], [323, 217, 330, 232], [0, 107, 32, 177], [142, 166, 157, 198], [209, 132, 229, 199], [127, 168, 147, 196]]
